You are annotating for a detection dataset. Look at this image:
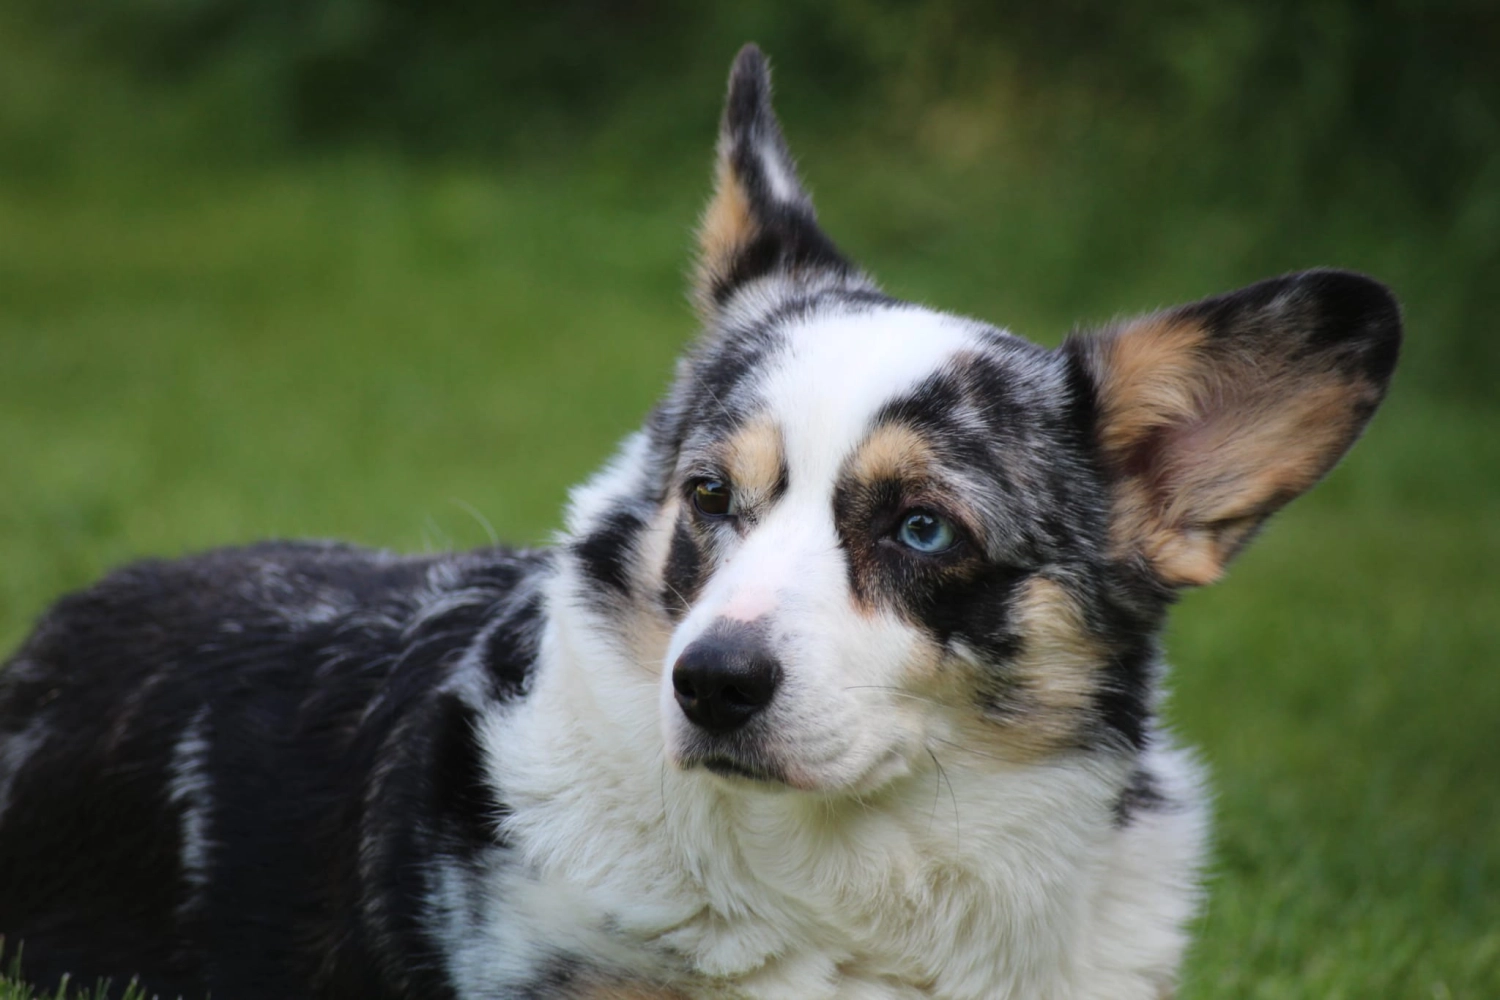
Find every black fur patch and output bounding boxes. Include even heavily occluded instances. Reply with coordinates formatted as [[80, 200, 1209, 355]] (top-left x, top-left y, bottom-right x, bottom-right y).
[[707, 46, 858, 307], [1093, 642, 1155, 753], [0, 542, 547, 1000], [573, 506, 647, 597], [661, 515, 706, 620], [1184, 269, 1402, 386], [1113, 766, 1171, 828], [430, 696, 510, 857]]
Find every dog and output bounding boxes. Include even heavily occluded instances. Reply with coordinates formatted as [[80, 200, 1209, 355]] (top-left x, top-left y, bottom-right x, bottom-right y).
[[0, 44, 1400, 1000]]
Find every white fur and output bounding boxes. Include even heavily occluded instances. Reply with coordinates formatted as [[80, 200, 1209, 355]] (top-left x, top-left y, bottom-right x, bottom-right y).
[[1081, 744, 1209, 998], [438, 302, 1209, 998], [565, 430, 654, 534], [0, 715, 49, 821], [759, 142, 800, 204], [167, 706, 215, 902]]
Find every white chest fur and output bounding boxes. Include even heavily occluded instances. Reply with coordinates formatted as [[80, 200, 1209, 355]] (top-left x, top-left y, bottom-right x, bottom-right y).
[[444, 599, 1205, 1000]]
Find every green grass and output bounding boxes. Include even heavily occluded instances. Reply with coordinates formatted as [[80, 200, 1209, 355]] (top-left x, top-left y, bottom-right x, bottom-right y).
[[1, 150, 1497, 997], [1, 945, 147, 1000], [0, 973, 146, 1000]]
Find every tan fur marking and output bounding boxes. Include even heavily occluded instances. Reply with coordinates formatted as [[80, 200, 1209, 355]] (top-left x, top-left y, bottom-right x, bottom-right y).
[[1154, 377, 1366, 584], [938, 577, 1104, 763], [1005, 577, 1104, 753], [693, 156, 757, 315], [848, 422, 937, 484], [1095, 313, 1382, 586], [722, 417, 783, 496], [1093, 318, 1208, 458], [1143, 528, 1224, 588]]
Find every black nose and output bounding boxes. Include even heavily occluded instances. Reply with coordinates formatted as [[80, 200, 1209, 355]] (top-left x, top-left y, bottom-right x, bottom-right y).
[[672, 624, 781, 734]]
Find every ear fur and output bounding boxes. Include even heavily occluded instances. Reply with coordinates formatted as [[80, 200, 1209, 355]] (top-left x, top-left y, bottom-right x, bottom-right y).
[[1066, 269, 1401, 587], [694, 44, 860, 317]]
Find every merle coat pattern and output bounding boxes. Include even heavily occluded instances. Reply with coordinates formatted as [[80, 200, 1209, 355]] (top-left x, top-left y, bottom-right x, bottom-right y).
[[0, 46, 1400, 1000]]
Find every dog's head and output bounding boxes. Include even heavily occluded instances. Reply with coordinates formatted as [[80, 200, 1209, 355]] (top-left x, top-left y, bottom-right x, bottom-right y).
[[566, 46, 1400, 795]]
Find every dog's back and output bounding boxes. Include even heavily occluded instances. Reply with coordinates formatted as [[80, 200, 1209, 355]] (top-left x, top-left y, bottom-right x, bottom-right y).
[[0, 541, 547, 998]]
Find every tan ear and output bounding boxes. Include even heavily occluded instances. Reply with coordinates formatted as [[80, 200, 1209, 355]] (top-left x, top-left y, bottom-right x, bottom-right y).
[[694, 45, 859, 318], [1067, 270, 1401, 587]]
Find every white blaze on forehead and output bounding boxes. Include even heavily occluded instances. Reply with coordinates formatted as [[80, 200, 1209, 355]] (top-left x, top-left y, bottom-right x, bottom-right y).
[[762, 306, 984, 492], [667, 306, 982, 654]]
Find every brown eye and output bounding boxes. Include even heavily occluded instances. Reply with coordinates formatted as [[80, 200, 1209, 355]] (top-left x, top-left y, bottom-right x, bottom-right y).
[[692, 479, 734, 517]]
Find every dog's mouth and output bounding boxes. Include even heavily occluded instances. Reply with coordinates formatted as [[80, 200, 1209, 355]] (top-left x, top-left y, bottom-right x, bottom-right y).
[[675, 732, 915, 794], [700, 754, 786, 785], [675, 745, 791, 788]]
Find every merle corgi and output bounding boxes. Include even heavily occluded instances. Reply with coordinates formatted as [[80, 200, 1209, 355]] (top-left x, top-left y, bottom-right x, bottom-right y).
[[0, 44, 1400, 1000]]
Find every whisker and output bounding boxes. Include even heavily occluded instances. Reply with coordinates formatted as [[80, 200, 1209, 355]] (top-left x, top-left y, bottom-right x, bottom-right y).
[[449, 497, 500, 547], [841, 684, 946, 709], [927, 746, 961, 851], [925, 747, 942, 833], [689, 370, 736, 423], [660, 579, 693, 615], [927, 734, 1013, 764], [840, 686, 1014, 766]]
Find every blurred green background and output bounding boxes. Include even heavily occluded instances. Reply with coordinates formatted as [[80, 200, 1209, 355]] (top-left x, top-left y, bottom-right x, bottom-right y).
[[1, 1, 1497, 996]]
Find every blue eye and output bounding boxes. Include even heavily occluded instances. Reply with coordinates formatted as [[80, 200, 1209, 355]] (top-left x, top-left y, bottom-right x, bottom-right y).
[[896, 511, 957, 553]]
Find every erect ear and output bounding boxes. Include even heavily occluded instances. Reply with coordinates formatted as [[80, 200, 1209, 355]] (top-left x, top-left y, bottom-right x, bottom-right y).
[[693, 44, 862, 318], [1065, 269, 1401, 587]]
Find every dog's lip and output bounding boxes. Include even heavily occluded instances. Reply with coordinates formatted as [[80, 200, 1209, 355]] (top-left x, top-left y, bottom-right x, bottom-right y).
[[677, 736, 916, 794], [683, 744, 914, 794], [699, 754, 788, 786]]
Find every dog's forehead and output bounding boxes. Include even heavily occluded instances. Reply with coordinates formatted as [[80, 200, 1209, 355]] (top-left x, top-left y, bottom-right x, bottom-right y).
[[761, 306, 981, 473], [695, 303, 1059, 479]]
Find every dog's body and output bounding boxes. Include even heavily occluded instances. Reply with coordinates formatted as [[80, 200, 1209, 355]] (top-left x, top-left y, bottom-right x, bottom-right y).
[[0, 46, 1399, 1000]]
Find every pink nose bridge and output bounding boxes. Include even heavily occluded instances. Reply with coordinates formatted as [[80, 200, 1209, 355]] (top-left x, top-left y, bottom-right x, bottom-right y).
[[711, 506, 836, 624]]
